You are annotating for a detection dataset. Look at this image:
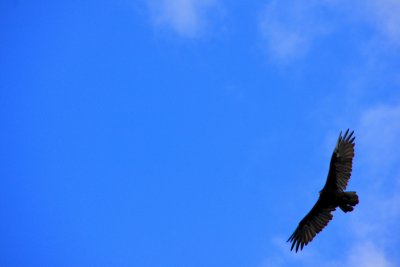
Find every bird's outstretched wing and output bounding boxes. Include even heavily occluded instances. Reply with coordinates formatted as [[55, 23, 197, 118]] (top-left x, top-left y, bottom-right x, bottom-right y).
[[323, 129, 355, 192], [287, 200, 336, 252]]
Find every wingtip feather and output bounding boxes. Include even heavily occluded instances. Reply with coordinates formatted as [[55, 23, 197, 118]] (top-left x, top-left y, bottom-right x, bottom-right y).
[[343, 129, 349, 138]]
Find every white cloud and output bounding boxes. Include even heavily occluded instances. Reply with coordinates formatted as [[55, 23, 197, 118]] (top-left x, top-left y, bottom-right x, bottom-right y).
[[351, 104, 400, 236], [259, 0, 330, 63], [363, 0, 400, 45], [358, 104, 400, 170], [258, 0, 400, 63], [344, 242, 395, 267], [147, 0, 218, 38]]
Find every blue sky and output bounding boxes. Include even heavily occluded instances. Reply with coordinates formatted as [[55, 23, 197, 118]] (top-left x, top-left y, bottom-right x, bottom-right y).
[[1, 0, 400, 266]]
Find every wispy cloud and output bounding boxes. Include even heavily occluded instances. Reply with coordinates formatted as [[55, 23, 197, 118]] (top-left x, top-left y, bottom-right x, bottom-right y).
[[258, 0, 400, 63], [147, 0, 219, 38], [358, 104, 400, 170], [258, 0, 330, 63], [350, 104, 400, 239], [342, 241, 395, 267], [363, 0, 400, 45]]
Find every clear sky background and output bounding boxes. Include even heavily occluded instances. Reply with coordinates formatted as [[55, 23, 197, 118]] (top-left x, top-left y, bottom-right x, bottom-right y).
[[1, 1, 400, 266]]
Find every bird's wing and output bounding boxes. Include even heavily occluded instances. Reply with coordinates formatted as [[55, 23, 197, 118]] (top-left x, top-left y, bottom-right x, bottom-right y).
[[323, 129, 355, 192], [287, 200, 336, 252]]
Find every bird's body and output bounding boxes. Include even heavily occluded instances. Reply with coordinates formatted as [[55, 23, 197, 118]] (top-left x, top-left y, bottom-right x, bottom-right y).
[[319, 189, 358, 212], [287, 129, 359, 252]]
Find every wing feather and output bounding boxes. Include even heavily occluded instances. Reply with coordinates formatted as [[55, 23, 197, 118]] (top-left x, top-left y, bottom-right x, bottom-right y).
[[287, 199, 336, 252], [323, 129, 355, 191]]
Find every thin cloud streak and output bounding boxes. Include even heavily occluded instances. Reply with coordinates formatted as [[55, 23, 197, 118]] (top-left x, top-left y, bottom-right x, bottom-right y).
[[147, 0, 218, 38], [258, 0, 400, 63], [358, 104, 400, 170], [343, 241, 395, 267], [362, 0, 400, 45], [350, 104, 400, 238], [258, 0, 330, 63]]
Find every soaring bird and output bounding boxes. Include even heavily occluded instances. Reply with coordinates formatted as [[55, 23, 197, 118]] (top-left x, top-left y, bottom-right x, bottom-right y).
[[287, 129, 359, 252]]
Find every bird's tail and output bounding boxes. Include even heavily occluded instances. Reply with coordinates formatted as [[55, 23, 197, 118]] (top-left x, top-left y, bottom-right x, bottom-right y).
[[339, 191, 359, 213]]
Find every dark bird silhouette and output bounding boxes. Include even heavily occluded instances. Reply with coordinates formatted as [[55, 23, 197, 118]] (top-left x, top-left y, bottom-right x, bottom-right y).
[[287, 129, 359, 252]]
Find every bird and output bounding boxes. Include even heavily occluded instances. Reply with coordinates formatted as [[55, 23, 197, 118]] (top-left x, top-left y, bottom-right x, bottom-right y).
[[287, 129, 359, 252]]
